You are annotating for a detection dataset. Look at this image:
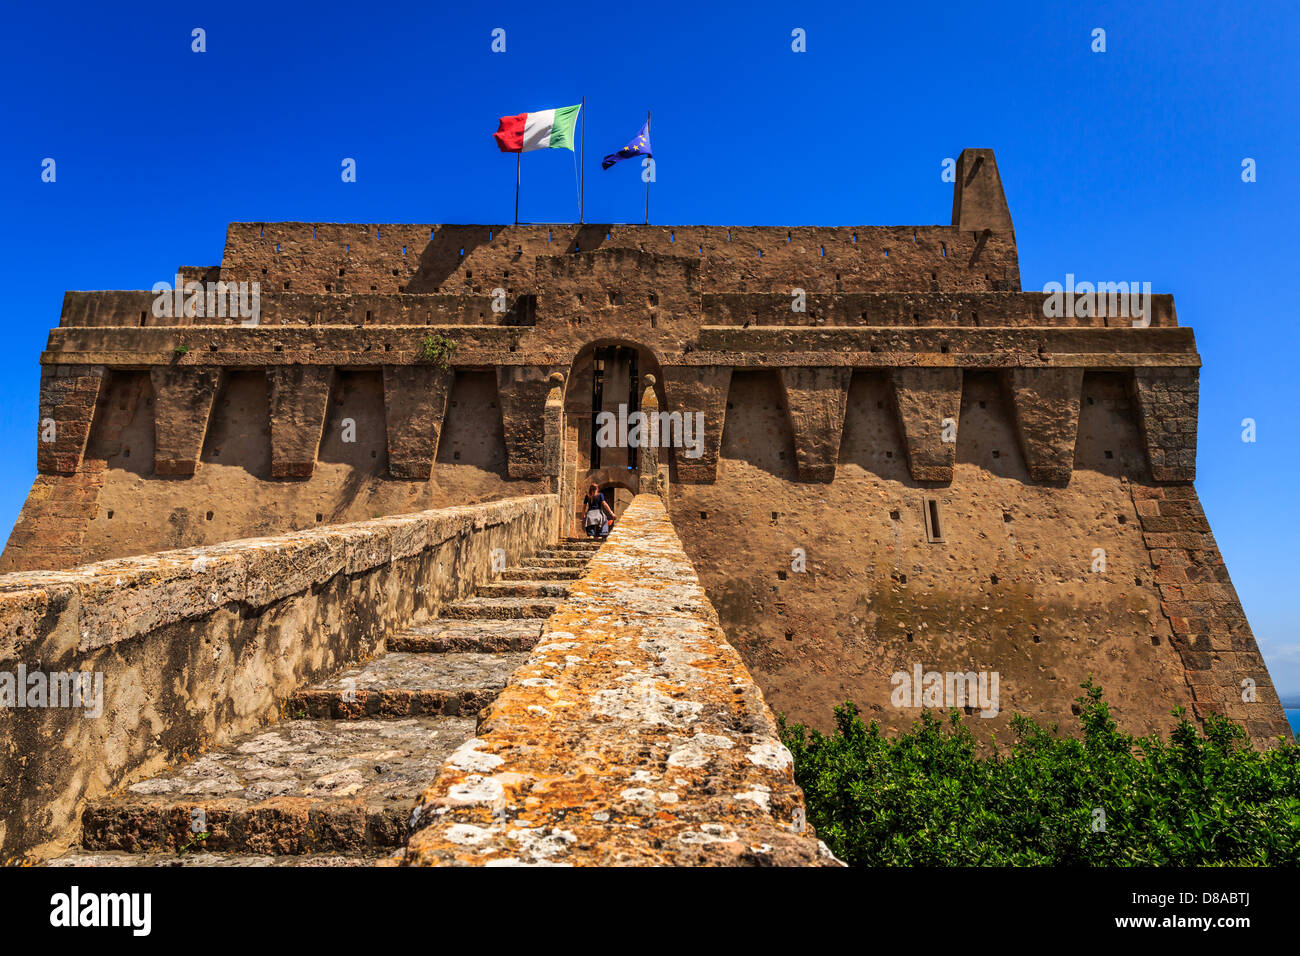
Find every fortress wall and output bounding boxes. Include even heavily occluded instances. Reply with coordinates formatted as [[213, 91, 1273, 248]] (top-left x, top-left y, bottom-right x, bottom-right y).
[[1129, 484, 1286, 741], [217, 223, 1020, 296], [1, 365, 538, 571], [0, 494, 558, 863], [668, 369, 1291, 745], [58, 290, 532, 329], [403, 493, 837, 866], [703, 292, 1177, 328], [62, 288, 1176, 332], [7, 145, 1284, 752], [3, 349, 1202, 572], [15, 356, 1250, 745]]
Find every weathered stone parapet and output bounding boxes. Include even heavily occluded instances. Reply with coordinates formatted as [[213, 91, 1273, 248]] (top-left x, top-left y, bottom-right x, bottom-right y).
[[216, 221, 1019, 296], [403, 494, 838, 866], [702, 291, 1178, 328], [0, 495, 558, 862], [58, 290, 530, 329]]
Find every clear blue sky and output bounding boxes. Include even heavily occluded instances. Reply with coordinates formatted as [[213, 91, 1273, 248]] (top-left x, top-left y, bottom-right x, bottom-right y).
[[4, 0, 1298, 696]]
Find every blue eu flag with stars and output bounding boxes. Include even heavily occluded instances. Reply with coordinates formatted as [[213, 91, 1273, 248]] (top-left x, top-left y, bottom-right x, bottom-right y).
[[602, 121, 652, 170]]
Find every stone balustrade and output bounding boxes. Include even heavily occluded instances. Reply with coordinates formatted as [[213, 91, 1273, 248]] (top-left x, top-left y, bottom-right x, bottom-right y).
[[0, 494, 558, 862]]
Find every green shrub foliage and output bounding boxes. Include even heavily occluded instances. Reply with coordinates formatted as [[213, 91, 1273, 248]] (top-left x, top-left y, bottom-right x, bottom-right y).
[[779, 681, 1300, 866]]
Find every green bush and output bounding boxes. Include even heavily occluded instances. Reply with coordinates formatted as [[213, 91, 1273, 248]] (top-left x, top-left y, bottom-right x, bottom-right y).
[[779, 681, 1300, 866], [416, 332, 458, 368]]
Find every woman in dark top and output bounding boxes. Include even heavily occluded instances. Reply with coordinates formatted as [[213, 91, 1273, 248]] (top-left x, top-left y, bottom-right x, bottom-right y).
[[582, 484, 616, 538]]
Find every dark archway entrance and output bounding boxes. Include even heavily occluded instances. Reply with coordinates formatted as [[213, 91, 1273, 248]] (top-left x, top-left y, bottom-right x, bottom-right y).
[[562, 341, 663, 535]]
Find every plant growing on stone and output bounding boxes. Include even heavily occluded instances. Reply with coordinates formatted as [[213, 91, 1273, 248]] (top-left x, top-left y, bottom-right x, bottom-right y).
[[780, 680, 1300, 866], [416, 332, 458, 368], [177, 830, 209, 856]]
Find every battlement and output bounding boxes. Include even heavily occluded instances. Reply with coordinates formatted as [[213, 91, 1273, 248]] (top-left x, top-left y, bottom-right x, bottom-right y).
[[218, 222, 1020, 296]]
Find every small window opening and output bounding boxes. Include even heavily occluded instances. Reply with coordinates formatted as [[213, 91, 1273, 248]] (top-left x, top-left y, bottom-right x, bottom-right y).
[[924, 498, 945, 543]]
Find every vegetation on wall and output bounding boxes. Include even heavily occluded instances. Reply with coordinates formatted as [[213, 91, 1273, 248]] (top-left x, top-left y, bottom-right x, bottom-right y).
[[416, 332, 458, 368], [780, 681, 1300, 866]]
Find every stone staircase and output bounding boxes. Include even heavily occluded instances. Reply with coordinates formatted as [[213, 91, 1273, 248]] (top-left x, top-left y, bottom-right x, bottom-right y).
[[47, 537, 602, 867]]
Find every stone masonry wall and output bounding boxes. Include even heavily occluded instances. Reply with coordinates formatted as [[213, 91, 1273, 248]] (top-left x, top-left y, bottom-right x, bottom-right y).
[[0, 494, 558, 863], [1132, 484, 1291, 741], [217, 224, 1020, 297], [403, 494, 837, 866]]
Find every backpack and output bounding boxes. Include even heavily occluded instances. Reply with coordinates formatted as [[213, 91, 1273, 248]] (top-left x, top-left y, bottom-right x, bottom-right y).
[[584, 508, 605, 531]]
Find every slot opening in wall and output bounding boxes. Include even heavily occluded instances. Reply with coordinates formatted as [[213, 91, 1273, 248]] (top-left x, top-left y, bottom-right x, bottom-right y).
[[923, 498, 945, 543]]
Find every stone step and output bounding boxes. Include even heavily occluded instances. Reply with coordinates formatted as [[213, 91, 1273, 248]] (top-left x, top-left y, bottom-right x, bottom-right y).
[[79, 716, 475, 855], [388, 619, 546, 653], [520, 556, 587, 569], [441, 595, 562, 619], [561, 538, 604, 547], [474, 580, 570, 599], [549, 542, 602, 552], [289, 652, 528, 719], [497, 567, 581, 581], [535, 548, 595, 560]]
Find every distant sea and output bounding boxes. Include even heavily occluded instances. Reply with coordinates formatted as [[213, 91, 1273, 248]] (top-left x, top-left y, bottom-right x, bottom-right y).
[[1288, 709, 1300, 738]]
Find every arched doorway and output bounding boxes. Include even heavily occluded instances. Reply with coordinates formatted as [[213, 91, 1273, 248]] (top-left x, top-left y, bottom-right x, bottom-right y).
[[561, 341, 663, 534]]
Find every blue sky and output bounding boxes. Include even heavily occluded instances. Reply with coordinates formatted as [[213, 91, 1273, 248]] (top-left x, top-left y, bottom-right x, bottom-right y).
[[4, 0, 1299, 696]]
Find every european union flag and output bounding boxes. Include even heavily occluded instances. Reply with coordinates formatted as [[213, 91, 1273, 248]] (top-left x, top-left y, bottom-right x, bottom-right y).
[[602, 121, 653, 170]]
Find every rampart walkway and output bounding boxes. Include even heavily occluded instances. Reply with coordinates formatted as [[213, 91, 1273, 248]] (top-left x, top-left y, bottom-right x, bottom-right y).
[[404, 494, 838, 866]]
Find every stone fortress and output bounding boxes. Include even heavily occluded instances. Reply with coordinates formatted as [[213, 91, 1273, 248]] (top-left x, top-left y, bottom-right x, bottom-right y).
[[0, 149, 1289, 865]]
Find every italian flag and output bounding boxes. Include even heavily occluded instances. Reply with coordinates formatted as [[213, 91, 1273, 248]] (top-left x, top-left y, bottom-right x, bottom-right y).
[[493, 104, 581, 153]]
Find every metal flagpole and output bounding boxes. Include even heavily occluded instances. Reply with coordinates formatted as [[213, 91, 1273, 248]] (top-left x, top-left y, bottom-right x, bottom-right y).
[[579, 96, 585, 224], [514, 150, 521, 226], [644, 110, 651, 226]]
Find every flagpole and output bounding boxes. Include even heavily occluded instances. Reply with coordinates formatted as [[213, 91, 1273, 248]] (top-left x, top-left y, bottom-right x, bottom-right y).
[[579, 96, 586, 224], [644, 110, 651, 226], [514, 150, 521, 226]]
